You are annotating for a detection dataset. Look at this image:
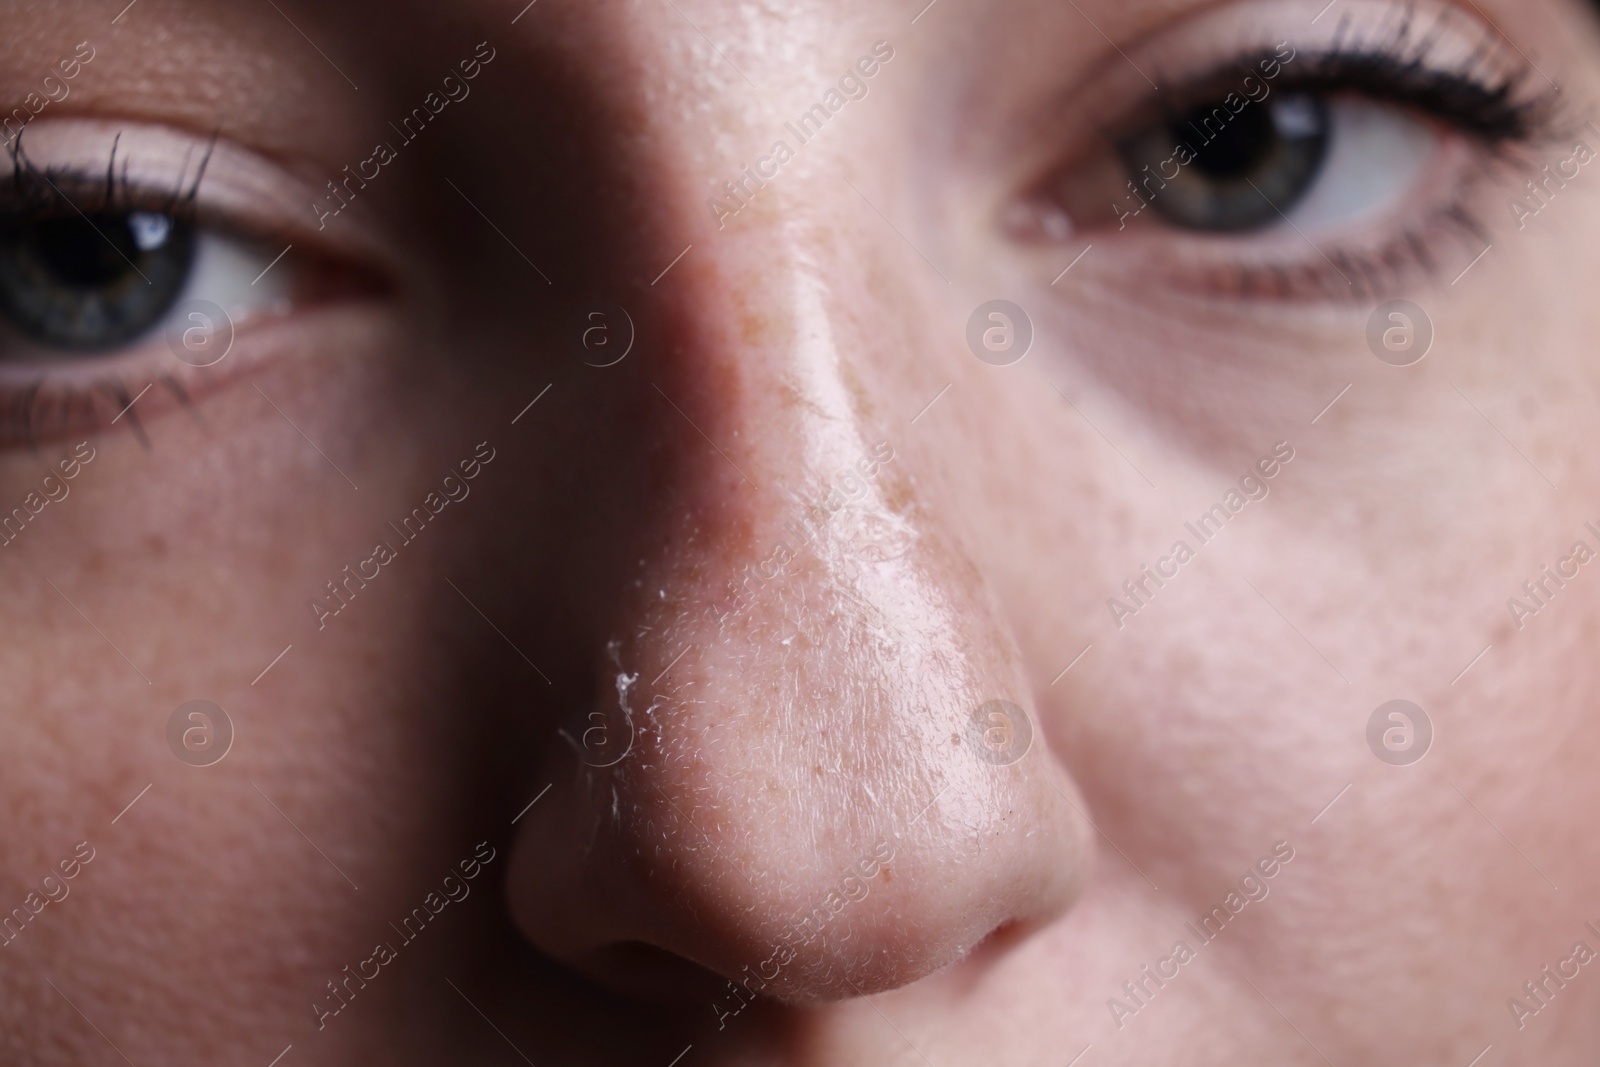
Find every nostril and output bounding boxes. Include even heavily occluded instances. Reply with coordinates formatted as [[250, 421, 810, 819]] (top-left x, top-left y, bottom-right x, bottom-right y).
[[503, 435, 1091, 1007], [961, 919, 1031, 971], [576, 941, 732, 1005], [912, 919, 1037, 1000]]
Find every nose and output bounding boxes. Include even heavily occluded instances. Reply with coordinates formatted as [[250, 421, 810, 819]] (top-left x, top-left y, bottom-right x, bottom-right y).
[[503, 210, 1089, 1006], [499, 8, 1088, 1003]]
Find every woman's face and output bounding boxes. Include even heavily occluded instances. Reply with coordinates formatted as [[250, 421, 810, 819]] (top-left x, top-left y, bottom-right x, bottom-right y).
[[4, 0, 1600, 1062]]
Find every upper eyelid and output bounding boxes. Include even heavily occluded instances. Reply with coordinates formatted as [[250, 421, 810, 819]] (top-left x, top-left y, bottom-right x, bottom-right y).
[[1031, 0, 1542, 136], [3, 117, 408, 287], [1104, 52, 1551, 149], [994, 2, 1559, 212]]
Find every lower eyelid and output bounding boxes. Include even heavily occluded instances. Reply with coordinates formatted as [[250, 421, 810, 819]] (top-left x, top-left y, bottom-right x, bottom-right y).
[[0, 297, 376, 450], [0, 203, 389, 448], [1025, 167, 1497, 305]]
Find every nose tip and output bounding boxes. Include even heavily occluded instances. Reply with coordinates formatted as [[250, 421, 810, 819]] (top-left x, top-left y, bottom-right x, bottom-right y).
[[503, 472, 1089, 1004]]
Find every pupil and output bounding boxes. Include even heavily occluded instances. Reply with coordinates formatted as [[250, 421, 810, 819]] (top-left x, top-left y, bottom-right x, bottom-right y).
[[33, 215, 142, 288], [1178, 104, 1276, 180]]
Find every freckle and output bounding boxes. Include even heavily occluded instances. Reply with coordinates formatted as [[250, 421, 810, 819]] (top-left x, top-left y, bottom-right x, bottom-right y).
[[146, 534, 167, 558], [881, 469, 914, 515], [840, 359, 877, 424], [880, 867, 892, 883], [736, 303, 771, 350]]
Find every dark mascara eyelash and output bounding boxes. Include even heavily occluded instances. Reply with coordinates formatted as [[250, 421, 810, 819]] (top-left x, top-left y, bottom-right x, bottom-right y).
[[1, 129, 214, 223], [1133, 5, 1560, 150], [0, 368, 201, 455], [1254, 50, 1550, 142], [1291, 3, 1554, 140]]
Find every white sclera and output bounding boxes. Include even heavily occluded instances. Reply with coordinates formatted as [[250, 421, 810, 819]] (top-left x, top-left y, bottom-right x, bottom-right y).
[[169, 230, 293, 332], [1282, 96, 1434, 232]]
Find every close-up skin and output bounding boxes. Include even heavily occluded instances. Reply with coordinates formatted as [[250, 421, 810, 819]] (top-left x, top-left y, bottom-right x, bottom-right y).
[[2, 0, 1600, 1063]]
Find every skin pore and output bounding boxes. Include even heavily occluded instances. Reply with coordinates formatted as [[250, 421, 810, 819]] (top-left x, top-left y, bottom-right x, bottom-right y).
[[1, 0, 1599, 1063]]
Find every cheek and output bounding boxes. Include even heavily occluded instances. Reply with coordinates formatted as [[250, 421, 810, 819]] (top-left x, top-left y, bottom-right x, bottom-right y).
[[0, 315, 497, 1032]]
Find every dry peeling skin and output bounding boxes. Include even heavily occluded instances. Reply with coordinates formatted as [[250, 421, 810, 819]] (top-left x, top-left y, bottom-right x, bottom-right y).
[[508, 258, 1089, 1003]]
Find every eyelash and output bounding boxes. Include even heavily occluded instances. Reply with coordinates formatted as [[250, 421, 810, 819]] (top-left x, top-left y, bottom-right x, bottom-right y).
[[1078, 10, 1566, 301], [0, 374, 192, 454], [3, 131, 212, 224]]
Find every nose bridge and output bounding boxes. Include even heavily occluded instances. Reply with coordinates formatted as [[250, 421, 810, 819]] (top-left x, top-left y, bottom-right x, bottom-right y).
[[572, 0, 912, 513], [548, 0, 951, 851], [625, 226, 950, 817], [684, 232, 910, 573], [622, 171, 927, 627]]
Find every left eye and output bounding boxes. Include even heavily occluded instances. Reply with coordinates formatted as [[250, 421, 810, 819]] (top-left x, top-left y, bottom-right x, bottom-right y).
[[0, 204, 198, 350], [1116, 92, 1332, 232]]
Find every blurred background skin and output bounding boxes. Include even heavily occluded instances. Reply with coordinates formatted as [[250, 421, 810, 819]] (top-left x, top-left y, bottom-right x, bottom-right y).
[[0, 0, 1599, 1063]]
